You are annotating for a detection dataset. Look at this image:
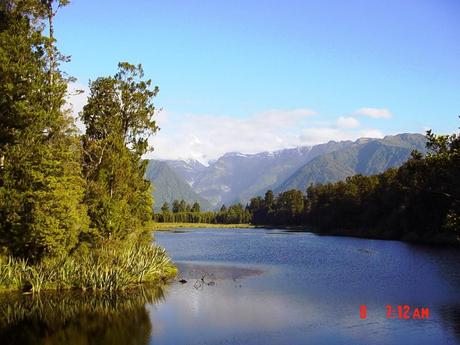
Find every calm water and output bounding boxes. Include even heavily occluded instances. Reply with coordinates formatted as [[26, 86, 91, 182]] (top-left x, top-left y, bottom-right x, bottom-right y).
[[1, 228, 460, 345]]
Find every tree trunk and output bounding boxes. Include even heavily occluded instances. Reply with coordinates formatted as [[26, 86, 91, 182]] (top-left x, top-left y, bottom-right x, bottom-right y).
[[47, 2, 54, 86]]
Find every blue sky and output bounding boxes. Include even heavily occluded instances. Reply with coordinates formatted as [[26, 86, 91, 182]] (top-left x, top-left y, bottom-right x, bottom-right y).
[[60, 0, 460, 161]]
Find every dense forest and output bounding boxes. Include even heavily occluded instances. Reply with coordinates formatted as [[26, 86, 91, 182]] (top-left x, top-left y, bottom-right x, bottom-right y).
[[0, 0, 174, 292], [154, 200, 251, 224], [248, 128, 460, 245], [159, 126, 459, 245]]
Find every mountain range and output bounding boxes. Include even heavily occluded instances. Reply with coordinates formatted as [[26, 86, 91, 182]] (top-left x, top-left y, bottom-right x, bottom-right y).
[[145, 161, 212, 211], [147, 133, 427, 210]]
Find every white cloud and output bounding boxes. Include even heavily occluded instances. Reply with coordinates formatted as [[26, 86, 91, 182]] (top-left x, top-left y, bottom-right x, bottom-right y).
[[298, 127, 383, 145], [360, 129, 385, 138], [354, 107, 393, 119], [299, 127, 354, 144], [149, 108, 315, 163], [66, 86, 387, 163], [337, 116, 360, 129], [66, 81, 89, 132], [148, 108, 385, 163]]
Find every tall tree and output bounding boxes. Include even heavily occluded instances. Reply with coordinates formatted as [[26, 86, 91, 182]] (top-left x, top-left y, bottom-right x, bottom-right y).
[[81, 62, 159, 242], [0, 0, 88, 260], [179, 199, 187, 213], [191, 202, 200, 213], [42, 0, 69, 84], [172, 200, 180, 213], [161, 202, 170, 213], [264, 190, 274, 209]]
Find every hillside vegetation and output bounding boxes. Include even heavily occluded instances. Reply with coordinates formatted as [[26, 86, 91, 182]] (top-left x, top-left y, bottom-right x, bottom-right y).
[[248, 129, 459, 245], [146, 161, 212, 211], [149, 134, 427, 208]]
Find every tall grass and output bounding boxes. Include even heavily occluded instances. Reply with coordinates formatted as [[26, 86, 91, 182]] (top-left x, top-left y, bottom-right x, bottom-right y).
[[0, 256, 28, 290], [0, 243, 176, 293]]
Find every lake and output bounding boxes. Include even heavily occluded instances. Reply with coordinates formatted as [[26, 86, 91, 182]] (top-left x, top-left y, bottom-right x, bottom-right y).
[[1, 228, 460, 345]]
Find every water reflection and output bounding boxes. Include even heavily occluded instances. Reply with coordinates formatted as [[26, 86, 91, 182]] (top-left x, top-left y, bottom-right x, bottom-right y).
[[153, 228, 460, 345], [439, 304, 460, 343], [0, 285, 167, 345], [1, 228, 460, 345]]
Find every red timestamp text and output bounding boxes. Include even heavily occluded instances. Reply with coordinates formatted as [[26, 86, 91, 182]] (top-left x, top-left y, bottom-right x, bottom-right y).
[[385, 305, 429, 320]]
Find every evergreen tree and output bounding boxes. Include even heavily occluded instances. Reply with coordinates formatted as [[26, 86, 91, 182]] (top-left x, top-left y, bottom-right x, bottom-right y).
[[161, 202, 170, 213], [248, 124, 459, 244], [81, 62, 159, 243], [0, 1, 88, 260], [191, 202, 200, 213], [172, 200, 180, 213], [179, 199, 187, 212], [264, 190, 274, 209]]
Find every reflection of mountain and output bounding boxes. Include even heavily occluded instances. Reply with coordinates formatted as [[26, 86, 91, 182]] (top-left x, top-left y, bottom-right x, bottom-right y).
[[148, 133, 426, 208], [0, 286, 167, 345]]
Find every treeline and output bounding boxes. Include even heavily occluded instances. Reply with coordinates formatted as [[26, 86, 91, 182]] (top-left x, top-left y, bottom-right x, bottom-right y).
[[0, 0, 174, 290], [154, 201, 251, 224], [248, 128, 460, 244]]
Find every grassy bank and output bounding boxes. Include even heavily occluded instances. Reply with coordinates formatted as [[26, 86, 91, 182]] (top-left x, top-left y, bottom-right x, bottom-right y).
[[0, 242, 177, 293], [152, 222, 253, 231]]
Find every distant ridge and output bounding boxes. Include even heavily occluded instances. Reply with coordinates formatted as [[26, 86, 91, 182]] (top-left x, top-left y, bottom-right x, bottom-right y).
[[145, 160, 212, 211], [148, 133, 427, 208], [274, 133, 427, 193]]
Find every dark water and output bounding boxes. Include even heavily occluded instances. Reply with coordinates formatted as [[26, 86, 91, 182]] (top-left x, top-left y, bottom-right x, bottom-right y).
[[1, 228, 460, 345]]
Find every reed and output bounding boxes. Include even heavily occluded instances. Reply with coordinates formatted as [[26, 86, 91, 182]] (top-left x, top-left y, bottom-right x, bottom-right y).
[[0, 243, 176, 293]]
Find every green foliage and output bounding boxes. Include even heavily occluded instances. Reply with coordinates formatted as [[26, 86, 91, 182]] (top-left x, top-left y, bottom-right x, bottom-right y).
[[0, 242, 175, 292], [191, 202, 200, 213], [0, 255, 27, 290], [249, 127, 460, 245], [0, 2, 88, 261], [172, 199, 180, 213], [0, 3, 175, 292], [154, 200, 251, 224], [81, 63, 159, 243], [275, 134, 427, 194], [249, 189, 306, 225], [145, 160, 212, 211], [161, 202, 170, 213]]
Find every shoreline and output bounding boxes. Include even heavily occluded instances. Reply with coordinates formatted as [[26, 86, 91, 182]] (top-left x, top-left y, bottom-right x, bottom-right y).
[[154, 222, 459, 247], [152, 222, 254, 231], [255, 224, 460, 247]]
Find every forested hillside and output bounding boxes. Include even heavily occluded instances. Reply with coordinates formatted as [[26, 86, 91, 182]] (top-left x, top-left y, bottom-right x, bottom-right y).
[[274, 133, 427, 193], [248, 129, 459, 245], [145, 160, 212, 211], [150, 134, 427, 208]]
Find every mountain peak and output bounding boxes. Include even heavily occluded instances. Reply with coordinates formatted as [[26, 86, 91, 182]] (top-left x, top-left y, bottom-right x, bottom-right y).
[[222, 152, 249, 158], [148, 132, 427, 209], [355, 137, 374, 144]]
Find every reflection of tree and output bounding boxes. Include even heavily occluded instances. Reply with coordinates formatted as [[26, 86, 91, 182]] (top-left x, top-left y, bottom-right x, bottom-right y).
[[0, 284, 168, 345]]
